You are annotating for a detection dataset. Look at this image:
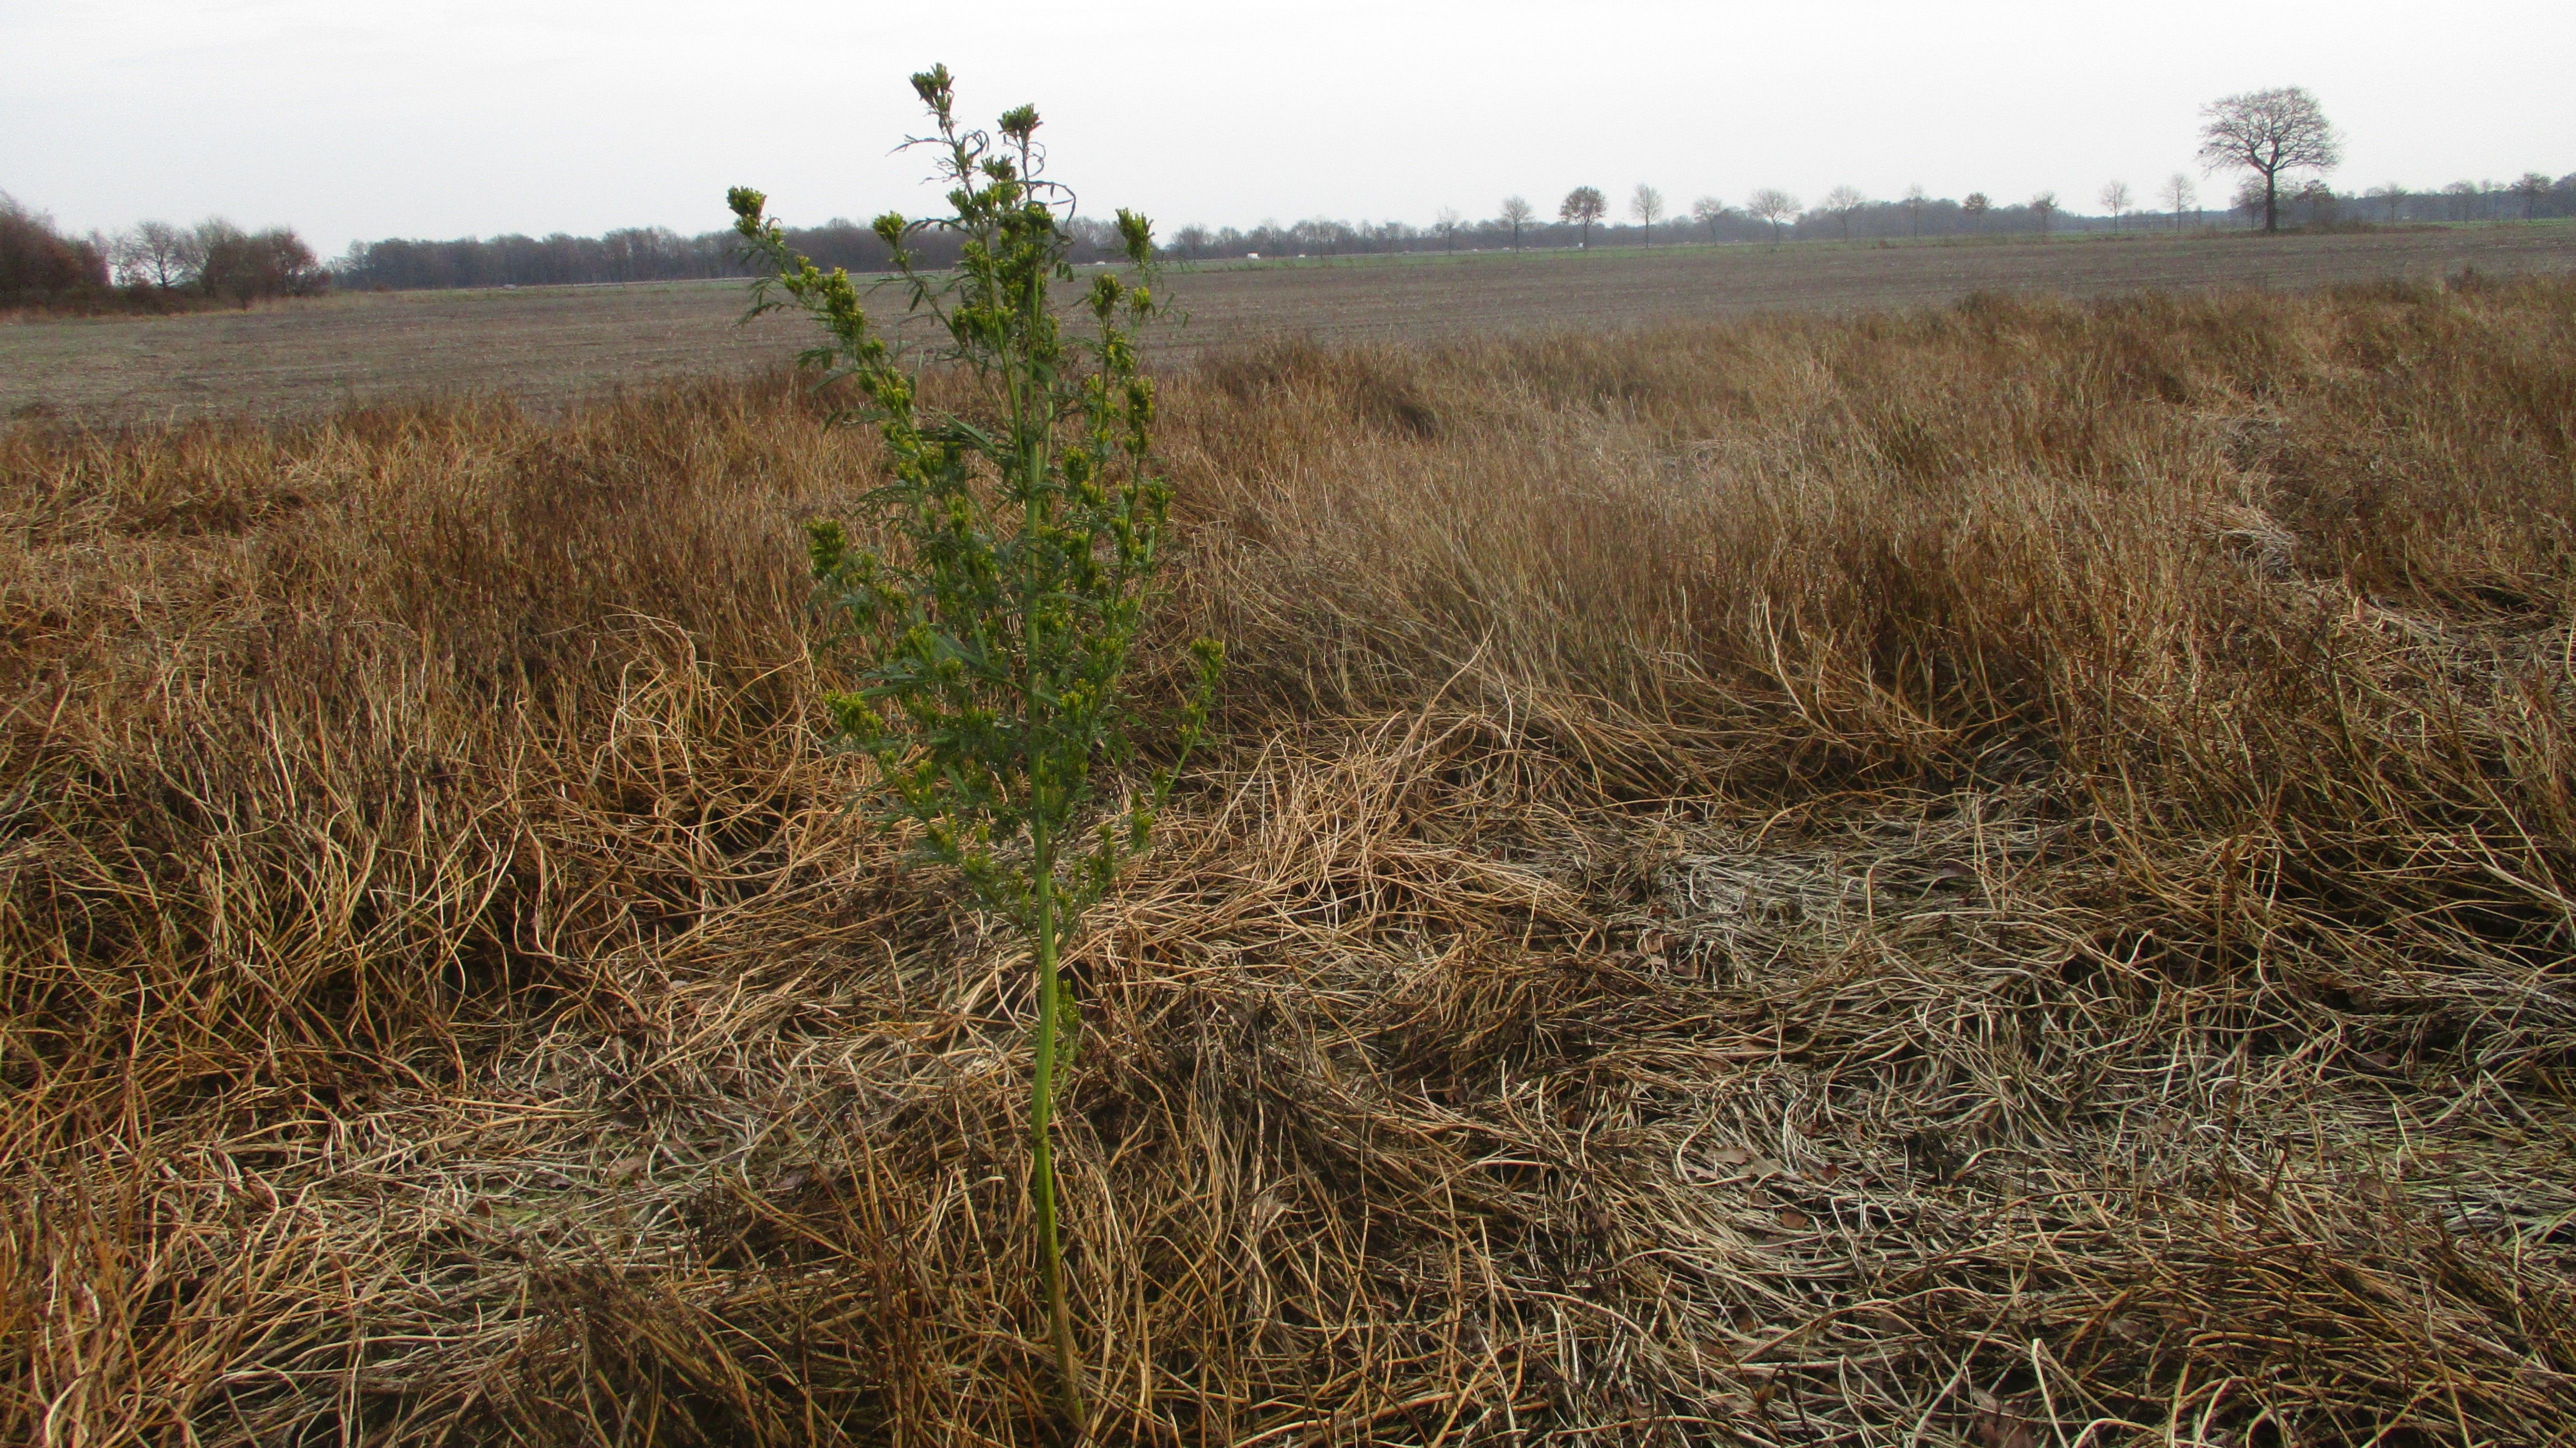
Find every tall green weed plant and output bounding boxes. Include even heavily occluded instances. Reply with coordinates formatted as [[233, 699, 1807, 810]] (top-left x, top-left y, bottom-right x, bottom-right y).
[[729, 64, 1218, 1428]]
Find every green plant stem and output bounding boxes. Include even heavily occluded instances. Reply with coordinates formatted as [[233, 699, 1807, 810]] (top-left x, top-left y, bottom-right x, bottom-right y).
[[732, 76, 1210, 1432], [1028, 820, 1085, 1428]]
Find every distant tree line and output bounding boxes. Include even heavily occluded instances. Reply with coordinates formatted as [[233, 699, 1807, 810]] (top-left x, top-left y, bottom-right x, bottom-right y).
[[334, 226, 742, 290], [330, 212, 1148, 290], [2, 194, 325, 312], [24, 158, 2576, 309], [314, 160, 2576, 292], [1146, 90, 2568, 262], [126, 220, 328, 301], [2348, 174, 2576, 224], [1158, 172, 2576, 262], [17, 76, 2574, 307]]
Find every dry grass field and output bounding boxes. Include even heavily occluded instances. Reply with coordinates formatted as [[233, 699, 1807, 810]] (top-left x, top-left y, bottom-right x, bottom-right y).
[[4, 272, 2576, 1445], [6, 224, 2575, 423]]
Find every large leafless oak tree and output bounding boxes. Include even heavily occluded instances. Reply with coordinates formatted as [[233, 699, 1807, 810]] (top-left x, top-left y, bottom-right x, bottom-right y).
[[2198, 86, 2340, 234]]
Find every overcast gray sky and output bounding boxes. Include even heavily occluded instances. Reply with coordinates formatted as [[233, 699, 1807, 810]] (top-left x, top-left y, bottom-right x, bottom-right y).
[[5, 0, 2570, 252]]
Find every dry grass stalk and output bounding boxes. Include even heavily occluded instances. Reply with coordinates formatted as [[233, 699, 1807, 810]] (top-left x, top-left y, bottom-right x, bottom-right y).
[[3, 276, 2572, 1444]]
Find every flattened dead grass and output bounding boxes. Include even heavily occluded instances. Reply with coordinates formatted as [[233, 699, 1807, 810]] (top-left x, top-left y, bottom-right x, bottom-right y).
[[4, 276, 2574, 1444]]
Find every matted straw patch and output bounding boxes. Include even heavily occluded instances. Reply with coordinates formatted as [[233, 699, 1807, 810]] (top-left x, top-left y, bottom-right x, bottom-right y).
[[6, 278, 2576, 1444]]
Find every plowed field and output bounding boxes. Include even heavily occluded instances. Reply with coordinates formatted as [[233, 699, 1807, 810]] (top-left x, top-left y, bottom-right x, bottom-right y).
[[6, 224, 2574, 421]]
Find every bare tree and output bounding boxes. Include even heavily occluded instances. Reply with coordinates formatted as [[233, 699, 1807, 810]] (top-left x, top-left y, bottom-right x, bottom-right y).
[[1822, 184, 1867, 240], [1746, 188, 1800, 244], [2162, 173, 2196, 231], [1690, 194, 1728, 242], [184, 220, 230, 287], [109, 219, 193, 288], [1902, 184, 1928, 238], [106, 231, 144, 287], [2442, 180, 2481, 222], [2512, 172, 2552, 220], [1962, 192, 1991, 232], [1294, 216, 1350, 256], [2029, 190, 2058, 237], [1628, 184, 1665, 246], [1434, 206, 1462, 252], [2364, 182, 2408, 224], [2198, 86, 2340, 234], [2234, 178, 2268, 228], [1560, 186, 1607, 246], [1498, 195, 1534, 250], [170, 218, 324, 302], [2098, 180, 2132, 232], [2295, 179, 2339, 228]]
